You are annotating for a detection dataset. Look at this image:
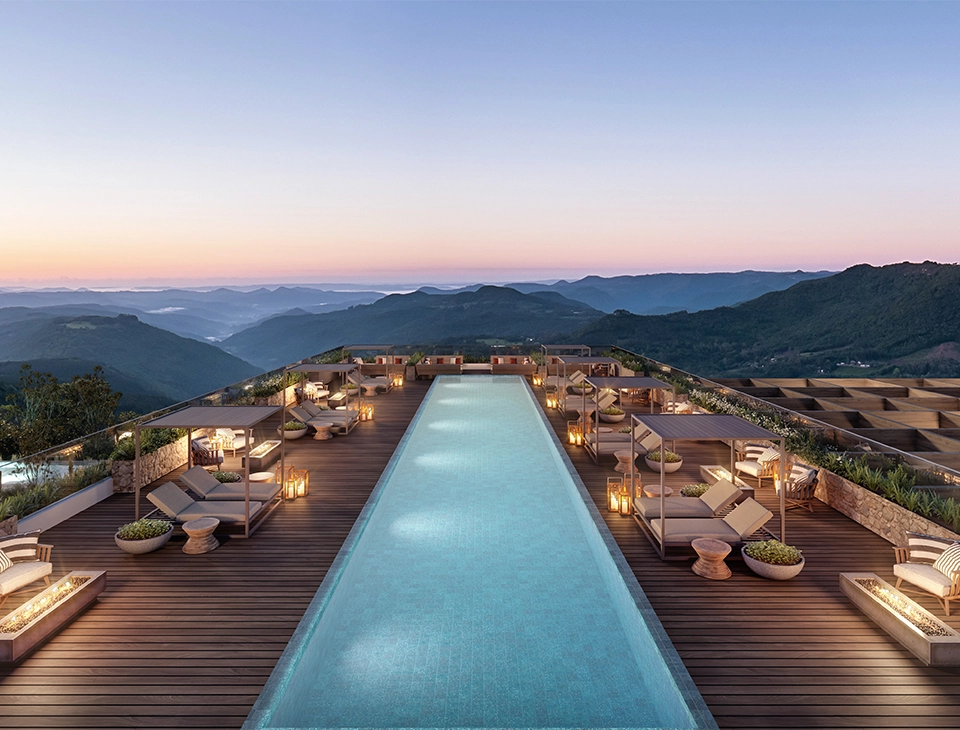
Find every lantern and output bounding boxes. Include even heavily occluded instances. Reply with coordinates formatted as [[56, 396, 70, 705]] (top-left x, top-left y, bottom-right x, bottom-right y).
[[278, 465, 298, 501], [361, 403, 375, 421], [567, 421, 580, 445], [295, 469, 309, 497], [607, 477, 623, 513], [619, 486, 632, 515], [532, 373, 543, 387], [392, 373, 404, 387]]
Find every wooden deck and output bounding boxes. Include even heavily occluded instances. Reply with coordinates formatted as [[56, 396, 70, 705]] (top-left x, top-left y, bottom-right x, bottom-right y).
[[2, 377, 960, 728]]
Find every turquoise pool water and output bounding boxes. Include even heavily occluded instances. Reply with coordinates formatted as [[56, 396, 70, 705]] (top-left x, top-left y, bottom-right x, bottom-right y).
[[246, 376, 715, 730]]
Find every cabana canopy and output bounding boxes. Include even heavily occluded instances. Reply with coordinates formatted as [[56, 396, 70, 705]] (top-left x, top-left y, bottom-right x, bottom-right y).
[[585, 376, 671, 391], [580, 377, 677, 460], [135, 405, 281, 536], [631, 413, 786, 558]]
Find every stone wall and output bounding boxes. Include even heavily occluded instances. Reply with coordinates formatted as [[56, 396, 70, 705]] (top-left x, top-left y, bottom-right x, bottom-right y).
[[0, 516, 17, 537], [254, 384, 298, 408], [111, 436, 189, 493], [813, 466, 960, 545]]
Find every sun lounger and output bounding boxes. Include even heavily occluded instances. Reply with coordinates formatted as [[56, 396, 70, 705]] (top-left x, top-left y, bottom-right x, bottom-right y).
[[649, 497, 773, 547], [147, 482, 262, 525], [634, 479, 742, 519], [180, 465, 281, 502]]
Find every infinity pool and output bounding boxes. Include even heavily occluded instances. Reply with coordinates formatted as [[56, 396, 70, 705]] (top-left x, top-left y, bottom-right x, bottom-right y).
[[245, 376, 715, 730]]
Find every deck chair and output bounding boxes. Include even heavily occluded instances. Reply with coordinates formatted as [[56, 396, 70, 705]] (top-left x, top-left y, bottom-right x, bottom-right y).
[[635, 479, 742, 520], [215, 428, 252, 457], [191, 437, 223, 467], [775, 464, 819, 512], [650, 497, 773, 547], [180, 465, 281, 502], [735, 444, 781, 488], [147, 483, 263, 524], [0, 532, 53, 607], [894, 532, 960, 616]]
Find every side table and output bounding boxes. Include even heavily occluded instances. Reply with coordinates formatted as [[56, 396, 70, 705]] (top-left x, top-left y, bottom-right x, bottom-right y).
[[691, 537, 732, 580], [182, 517, 220, 555], [312, 421, 335, 441]]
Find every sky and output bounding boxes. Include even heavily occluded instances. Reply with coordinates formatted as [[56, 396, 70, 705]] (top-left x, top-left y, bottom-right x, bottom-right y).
[[1, 1, 958, 288]]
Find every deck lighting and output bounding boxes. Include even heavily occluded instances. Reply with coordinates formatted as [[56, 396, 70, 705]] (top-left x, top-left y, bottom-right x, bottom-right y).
[[361, 403, 375, 421], [278, 465, 299, 501], [546, 391, 558, 409], [391, 373, 404, 388], [532, 373, 543, 387], [567, 421, 583, 446], [607, 477, 624, 512], [295, 469, 309, 498], [618, 486, 632, 515]]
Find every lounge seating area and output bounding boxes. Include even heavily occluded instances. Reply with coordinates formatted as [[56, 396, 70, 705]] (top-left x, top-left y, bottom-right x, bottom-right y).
[[894, 532, 960, 616], [147, 482, 264, 525], [180, 465, 282, 502], [0, 531, 53, 606]]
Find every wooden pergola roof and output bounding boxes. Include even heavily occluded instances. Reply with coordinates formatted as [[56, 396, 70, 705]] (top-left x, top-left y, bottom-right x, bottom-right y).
[[140, 406, 280, 429], [632, 413, 779, 441]]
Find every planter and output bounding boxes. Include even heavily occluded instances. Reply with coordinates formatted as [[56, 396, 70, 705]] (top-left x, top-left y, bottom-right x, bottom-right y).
[[115, 526, 173, 554], [645, 456, 683, 473], [0, 571, 106, 663], [742, 549, 805, 580], [19, 478, 114, 534], [599, 412, 625, 423], [279, 428, 308, 441]]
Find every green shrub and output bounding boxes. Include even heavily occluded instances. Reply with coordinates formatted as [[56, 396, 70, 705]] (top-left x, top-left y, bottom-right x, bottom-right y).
[[407, 352, 424, 366], [116, 518, 172, 541], [619, 426, 632, 433], [283, 420, 307, 431], [211, 471, 241, 483], [109, 428, 183, 461], [681, 483, 711, 497], [601, 407, 624, 416], [646, 449, 682, 463], [744, 540, 803, 566], [0, 462, 111, 522]]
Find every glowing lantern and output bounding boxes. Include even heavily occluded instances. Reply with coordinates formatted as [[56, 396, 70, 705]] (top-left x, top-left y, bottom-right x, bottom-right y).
[[607, 477, 624, 513]]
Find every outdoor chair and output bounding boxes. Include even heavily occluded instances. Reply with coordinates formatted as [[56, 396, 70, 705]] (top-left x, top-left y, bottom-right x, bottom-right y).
[[894, 532, 960, 616], [180, 465, 281, 502], [775, 464, 819, 512], [191, 437, 223, 467], [215, 428, 253, 457], [147, 483, 263, 525], [735, 444, 781, 488], [0, 531, 53, 606], [635, 479, 742, 520], [649, 497, 773, 548]]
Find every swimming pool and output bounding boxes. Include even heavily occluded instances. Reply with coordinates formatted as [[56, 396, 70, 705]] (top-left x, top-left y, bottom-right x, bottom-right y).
[[245, 376, 716, 730]]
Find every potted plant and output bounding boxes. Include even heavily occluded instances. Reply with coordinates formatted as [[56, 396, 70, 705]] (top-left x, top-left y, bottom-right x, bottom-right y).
[[115, 518, 173, 554], [278, 420, 308, 440], [644, 449, 683, 473], [742, 540, 805, 580], [680, 483, 711, 498], [571, 381, 593, 394], [211, 471, 241, 483], [599, 406, 625, 423]]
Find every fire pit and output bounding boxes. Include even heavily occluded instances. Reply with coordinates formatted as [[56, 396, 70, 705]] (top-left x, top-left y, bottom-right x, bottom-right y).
[[0, 571, 106, 663], [840, 572, 960, 666]]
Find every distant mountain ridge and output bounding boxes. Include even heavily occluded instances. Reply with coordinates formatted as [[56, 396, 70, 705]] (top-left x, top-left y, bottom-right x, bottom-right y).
[[575, 262, 960, 378], [420, 270, 834, 314], [221, 286, 602, 369]]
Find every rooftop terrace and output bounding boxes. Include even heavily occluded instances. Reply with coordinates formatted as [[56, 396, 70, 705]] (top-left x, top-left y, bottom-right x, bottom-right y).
[[3, 372, 960, 728]]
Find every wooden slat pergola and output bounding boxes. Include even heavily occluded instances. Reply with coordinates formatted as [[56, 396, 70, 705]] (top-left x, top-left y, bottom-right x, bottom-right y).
[[134, 405, 281, 537], [284, 362, 362, 435], [343, 344, 396, 389], [630, 413, 786, 558], [582, 376, 675, 463]]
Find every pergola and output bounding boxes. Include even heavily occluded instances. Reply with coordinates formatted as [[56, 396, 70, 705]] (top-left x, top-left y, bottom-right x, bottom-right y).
[[630, 413, 786, 559], [581, 376, 675, 463], [284, 363, 362, 435], [555, 356, 622, 416], [134, 405, 281, 537], [343, 345, 397, 388]]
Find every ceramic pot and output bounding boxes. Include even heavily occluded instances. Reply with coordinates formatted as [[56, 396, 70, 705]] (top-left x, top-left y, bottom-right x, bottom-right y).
[[115, 526, 173, 554], [599, 412, 625, 423], [742, 550, 805, 580], [645, 456, 683, 473]]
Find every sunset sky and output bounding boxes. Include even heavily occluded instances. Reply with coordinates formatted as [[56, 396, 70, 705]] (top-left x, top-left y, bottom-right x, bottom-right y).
[[1, 1, 958, 287]]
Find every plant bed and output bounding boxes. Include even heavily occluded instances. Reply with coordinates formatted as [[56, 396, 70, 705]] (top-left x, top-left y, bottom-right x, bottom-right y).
[[644, 450, 683, 473], [0, 571, 106, 663], [840, 572, 960, 666], [742, 540, 805, 580], [115, 519, 174, 554]]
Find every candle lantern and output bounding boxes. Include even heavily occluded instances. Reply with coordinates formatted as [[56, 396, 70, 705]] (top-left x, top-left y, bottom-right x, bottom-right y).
[[392, 373, 404, 387], [295, 469, 309, 497], [607, 477, 624, 513], [567, 421, 580, 445], [619, 486, 632, 515], [278, 465, 298, 501]]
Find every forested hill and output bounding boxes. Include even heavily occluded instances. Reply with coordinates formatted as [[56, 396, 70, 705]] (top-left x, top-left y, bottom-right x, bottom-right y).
[[0, 314, 261, 404], [576, 262, 960, 377], [222, 286, 602, 369]]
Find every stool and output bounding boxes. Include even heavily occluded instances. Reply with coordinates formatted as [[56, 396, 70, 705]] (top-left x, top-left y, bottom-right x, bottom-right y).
[[312, 421, 335, 441], [691, 538, 732, 580], [361, 383, 379, 397], [613, 450, 635, 474], [182, 517, 220, 555]]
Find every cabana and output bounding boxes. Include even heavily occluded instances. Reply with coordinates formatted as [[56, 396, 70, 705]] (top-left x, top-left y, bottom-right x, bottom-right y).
[[580, 376, 675, 463], [490, 347, 537, 376], [344, 345, 399, 387], [555, 356, 622, 416], [416, 355, 463, 378], [540, 345, 590, 388], [629, 413, 786, 559], [284, 363, 362, 434], [134, 405, 281, 537]]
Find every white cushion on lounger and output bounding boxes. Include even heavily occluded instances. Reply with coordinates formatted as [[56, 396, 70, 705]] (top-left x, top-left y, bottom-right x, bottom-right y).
[[894, 562, 954, 598], [635, 498, 714, 519], [0, 561, 51, 595], [147, 483, 262, 524]]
